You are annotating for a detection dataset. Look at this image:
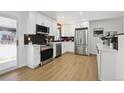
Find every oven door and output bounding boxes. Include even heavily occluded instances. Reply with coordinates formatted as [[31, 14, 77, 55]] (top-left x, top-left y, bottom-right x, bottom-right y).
[[40, 48, 53, 64]]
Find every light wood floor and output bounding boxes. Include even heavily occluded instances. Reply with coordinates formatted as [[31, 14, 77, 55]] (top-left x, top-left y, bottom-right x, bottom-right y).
[[0, 53, 98, 81]]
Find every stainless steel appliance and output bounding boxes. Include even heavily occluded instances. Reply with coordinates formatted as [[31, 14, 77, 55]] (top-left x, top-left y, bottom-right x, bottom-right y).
[[75, 27, 88, 55], [111, 36, 118, 50], [40, 45, 53, 65], [56, 43, 62, 57], [36, 24, 49, 34]]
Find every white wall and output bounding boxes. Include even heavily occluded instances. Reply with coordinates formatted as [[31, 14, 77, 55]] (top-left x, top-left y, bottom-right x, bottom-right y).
[[0, 11, 29, 68], [89, 18, 123, 54], [75, 21, 89, 28], [0, 16, 17, 28]]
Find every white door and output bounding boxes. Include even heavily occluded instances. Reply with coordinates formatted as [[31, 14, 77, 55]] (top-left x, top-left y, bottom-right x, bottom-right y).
[[0, 16, 17, 72]]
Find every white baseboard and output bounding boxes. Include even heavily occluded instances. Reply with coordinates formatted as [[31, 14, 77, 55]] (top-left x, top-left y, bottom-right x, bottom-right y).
[[0, 66, 18, 75]]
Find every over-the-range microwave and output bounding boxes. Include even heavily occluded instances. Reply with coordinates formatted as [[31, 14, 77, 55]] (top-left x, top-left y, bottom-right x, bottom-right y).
[[36, 24, 49, 34]]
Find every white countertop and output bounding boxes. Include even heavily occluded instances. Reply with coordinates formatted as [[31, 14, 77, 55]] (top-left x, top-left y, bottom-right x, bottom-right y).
[[97, 43, 118, 53], [51, 41, 74, 44], [24, 44, 41, 47], [50, 42, 62, 45], [24, 41, 74, 46]]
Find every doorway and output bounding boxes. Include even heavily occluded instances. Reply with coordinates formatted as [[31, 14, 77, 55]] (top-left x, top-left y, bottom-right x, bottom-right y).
[[0, 16, 17, 72]]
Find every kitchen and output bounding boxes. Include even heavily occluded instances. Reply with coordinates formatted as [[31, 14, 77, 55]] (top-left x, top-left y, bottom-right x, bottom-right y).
[[0, 11, 124, 81], [24, 12, 75, 67]]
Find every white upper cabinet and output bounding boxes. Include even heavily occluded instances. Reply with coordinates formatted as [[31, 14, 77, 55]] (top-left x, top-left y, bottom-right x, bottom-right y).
[[36, 12, 52, 32], [50, 20, 57, 36], [62, 24, 75, 36], [69, 24, 75, 36], [50, 20, 60, 40], [36, 12, 43, 25], [62, 24, 68, 36], [26, 12, 57, 35], [36, 12, 47, 26], [26, 12, 36, 34]]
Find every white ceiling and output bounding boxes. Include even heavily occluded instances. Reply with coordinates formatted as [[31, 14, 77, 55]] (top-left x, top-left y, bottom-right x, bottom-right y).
[[41, 11, 124, 24]]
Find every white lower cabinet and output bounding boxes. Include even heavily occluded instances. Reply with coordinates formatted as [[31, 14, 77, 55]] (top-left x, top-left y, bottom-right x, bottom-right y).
[[68, 42, 74, 52], [100, 51, 116, 81], [96, 44, 117, 81], [62, 42, 67, 54], [25, 45, 40, 69], [62, 42, 74, 54], [116, 35, 124, 80], [52, 43, 56, 58]]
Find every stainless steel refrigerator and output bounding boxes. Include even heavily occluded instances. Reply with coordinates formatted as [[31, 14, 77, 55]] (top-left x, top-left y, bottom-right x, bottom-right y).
[[75, 27, 88, 55]]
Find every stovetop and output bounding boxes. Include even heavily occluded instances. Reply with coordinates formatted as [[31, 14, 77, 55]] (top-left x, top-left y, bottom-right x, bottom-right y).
[[40, 45, 53, 51]]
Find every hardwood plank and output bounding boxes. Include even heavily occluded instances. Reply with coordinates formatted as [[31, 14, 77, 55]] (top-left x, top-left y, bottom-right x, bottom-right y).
[[0, 53, 98, 81]]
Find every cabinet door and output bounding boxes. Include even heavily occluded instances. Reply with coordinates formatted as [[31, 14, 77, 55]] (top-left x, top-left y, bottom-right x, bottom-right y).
[[61, 26, 65, 36], [65, 25, 69, 36], [62, 42, 67, 54], [62, 43, 65, 54], [26, 46, 34, 68], [68, 25, 71, 36], [36, 12, 46, 25], [26, 12, 36, 34], [50, 20, 57, 36], [45, 19, 52, 30], [61, 25, 64, 36], [69, 24, 75, 36], [68, 42, 74, 52], [100, 51, 116, 80], [62, 24, 75, 36], [62, 24, 69, 36], [62, 42, 74, 53], [116, 35, 124, 80], [61, 25, 65, 36], [33, 46, 40, 67], [36, 12, 53, 31]]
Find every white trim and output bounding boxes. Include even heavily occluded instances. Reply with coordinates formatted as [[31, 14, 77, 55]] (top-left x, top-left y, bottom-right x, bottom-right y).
[[0, 66, 17, 75]]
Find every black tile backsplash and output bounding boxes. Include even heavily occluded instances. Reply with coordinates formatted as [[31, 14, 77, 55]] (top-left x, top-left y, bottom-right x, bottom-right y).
[[60, 36, 74, 41], [24, 34, 55, 45], [24, 34, 35, 44]]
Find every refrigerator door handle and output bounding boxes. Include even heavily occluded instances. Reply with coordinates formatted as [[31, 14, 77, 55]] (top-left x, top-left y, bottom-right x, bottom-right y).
[[80, 39, 81, 44], [85, 29, 88, 44]]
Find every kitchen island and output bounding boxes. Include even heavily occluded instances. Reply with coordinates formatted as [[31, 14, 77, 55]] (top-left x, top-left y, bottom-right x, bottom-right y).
[[96, 43, 117, 81]]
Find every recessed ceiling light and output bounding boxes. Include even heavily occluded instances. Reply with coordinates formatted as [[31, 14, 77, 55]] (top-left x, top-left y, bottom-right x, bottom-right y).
[[80, 12, 82, 15]]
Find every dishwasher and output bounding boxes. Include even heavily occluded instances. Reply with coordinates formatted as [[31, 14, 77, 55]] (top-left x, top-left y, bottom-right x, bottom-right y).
[[56, 43, 62, 58]]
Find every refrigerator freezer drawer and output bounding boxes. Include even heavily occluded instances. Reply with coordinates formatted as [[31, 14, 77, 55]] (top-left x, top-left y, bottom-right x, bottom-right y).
[[75, 45, 88, 55]]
